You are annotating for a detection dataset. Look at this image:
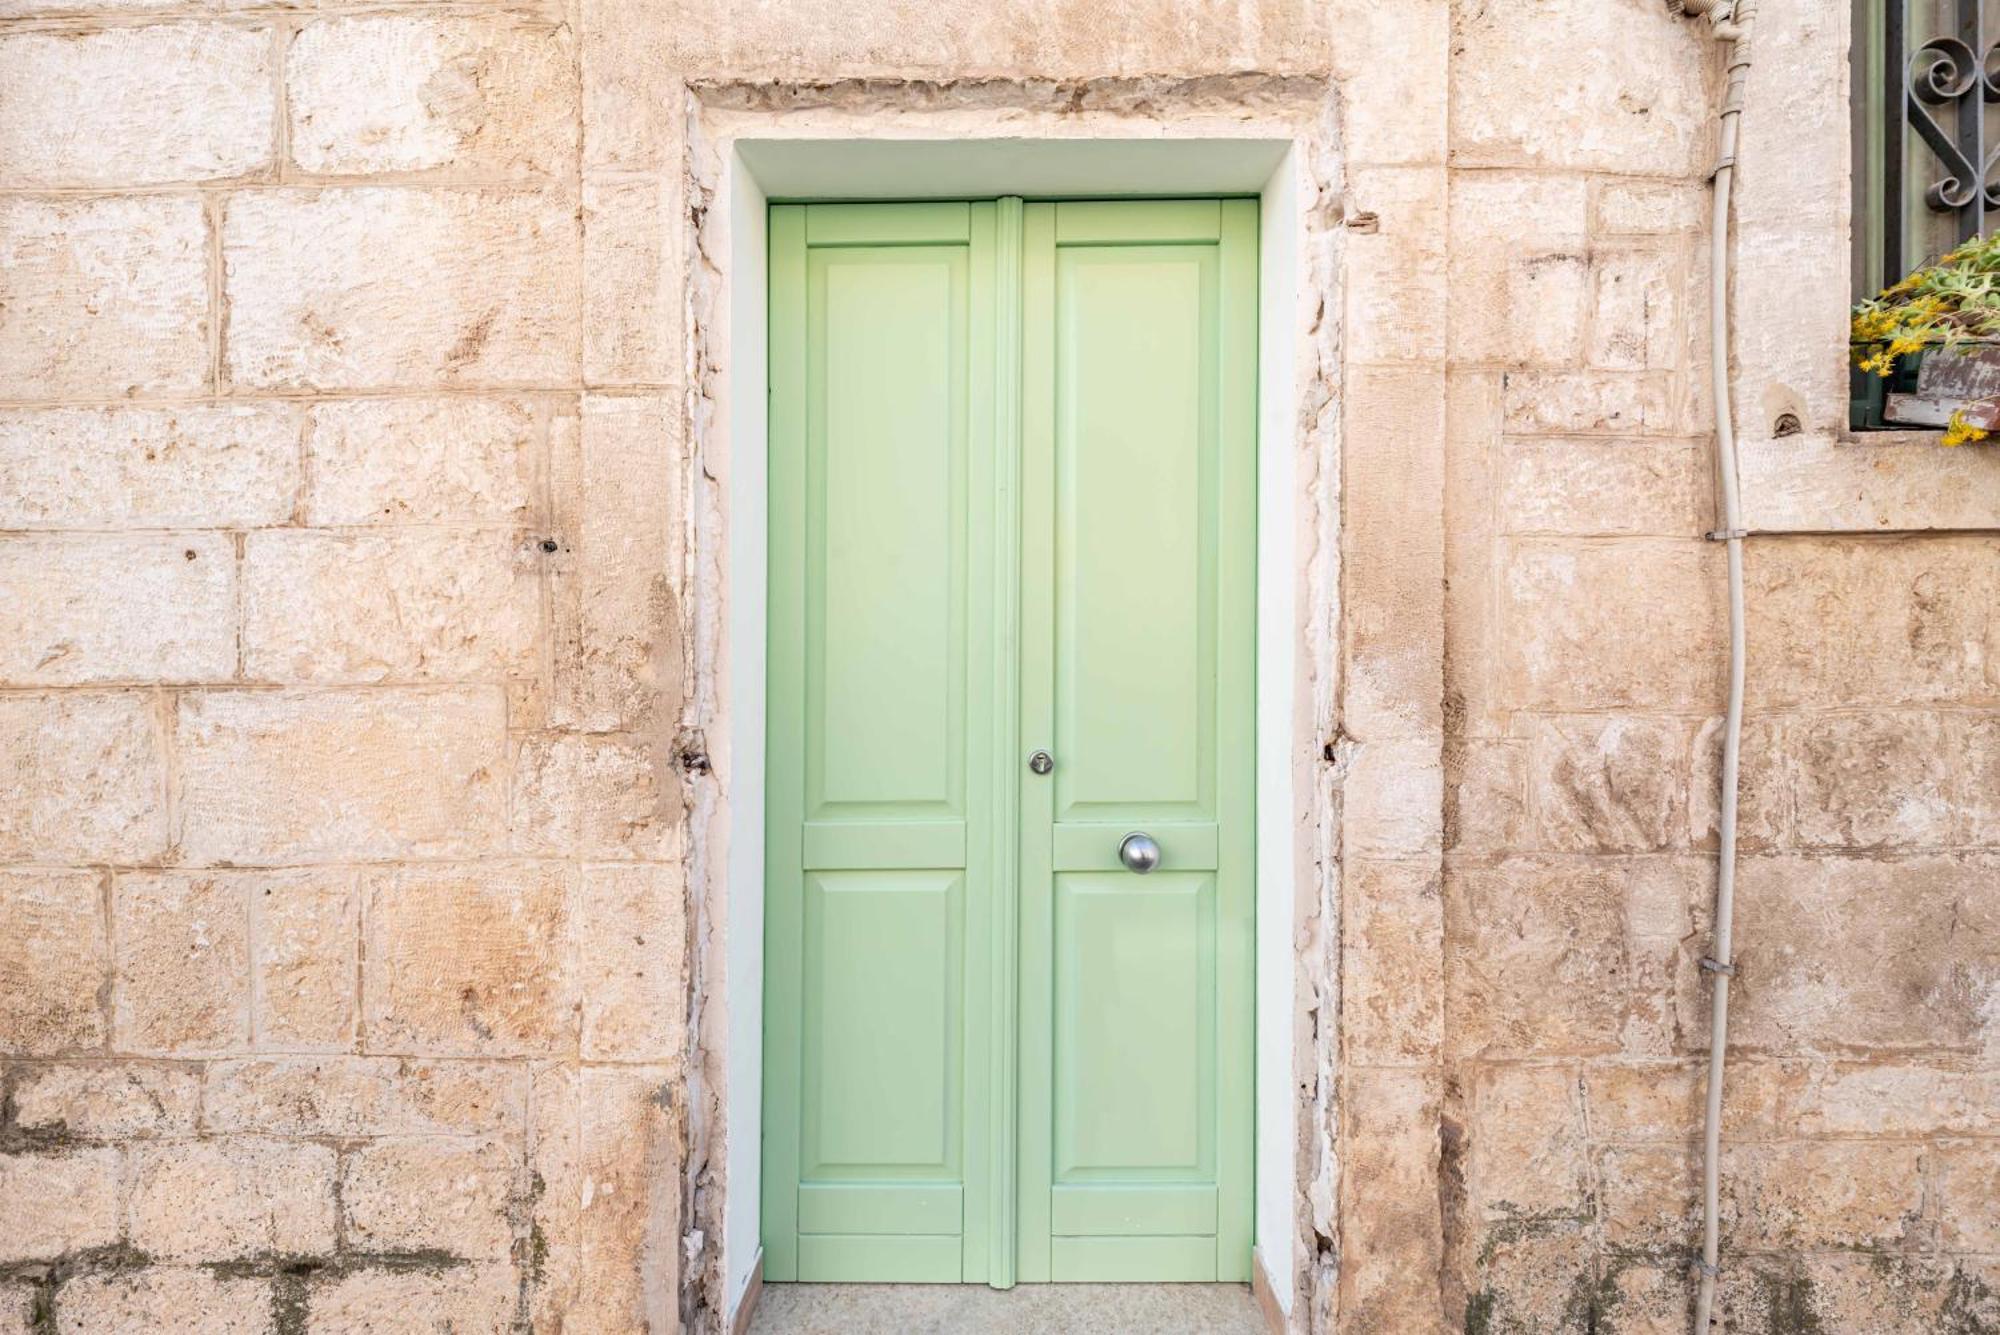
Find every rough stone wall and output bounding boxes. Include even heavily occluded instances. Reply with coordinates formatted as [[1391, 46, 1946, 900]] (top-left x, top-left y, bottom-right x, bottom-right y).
[[3, 0, 1999, 1332]]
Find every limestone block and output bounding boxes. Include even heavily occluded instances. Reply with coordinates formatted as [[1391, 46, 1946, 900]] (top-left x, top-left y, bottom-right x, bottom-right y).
[[1497, 540, 1724, 711], [241, 529, 540, 684], [1723, 1142, 1926, 1251], [1711, 854, 2000, 1054], [1340, 860, 1443, 1067], [1446, 739, 1529, 853], [223, 188, 581, 391], [1792, 710, 1951, 850], [114, 872, 251, 1056], [584, 175, 683, 386], [1326, 0, 1447, 167], [1447, 858, 1628, 1058], [1713, 1255, 2000, 1335], [0, 693, 165, 864], [579, 0, 685, 171], [174, 688, 505, 864], [508, 732, 684, 859], [0, 405, 300, 531], [1446, 173, 1590, 367], [1342, 739, 1443, 859], [303, 397, 539, 526], [1590, 246, 1682, 371], [550, 396, 684, 732], [11, 1063, 199, 1139], [1501, 370, 1674, 436], [362, 863, 576, 1057], [1460, 1220, 1599, 1333], [564, 1067, 679, 1331], [524, 1065, 582, 1328], [1466, 1064, 1588, 1220], [1793, 1063, 2000, 1138], [0, 26, 273, 189], [0, 534, 235, 687], [0, 196, 207, 400], [1452, 0, 1708, 175], [0, 871, 106, 1056], [1688, 714, 1793, 851], [1594, 179, 1706, 236], [1529, 715, 1687, 853], [0, 1148, 121, 1261], [1594, 1145, 1695, 1250], [1937, 1146, 2000, 1252], [1337, 1070, 1444, 1333], [1744, 538, 1996, 709], [306, 1264, 515, 1333], [1585, 1060, 1806, 1144], [340, 1136, 516, 1260], [203, 1058, 523, 1138], [1498, 438, 1708, 538], [288, 15, 575, 178], [54, 1269, 271, 1335], [1342, 167, 1446, 367], [250, 870, 356, 1049], [128, 1138, 336, 1261], [579, 863, 686, 1062], [1954, 715, 2000, 847]]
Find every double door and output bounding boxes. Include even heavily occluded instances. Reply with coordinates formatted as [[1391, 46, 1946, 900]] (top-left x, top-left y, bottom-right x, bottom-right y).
[[762, 197, 1256, 1285]]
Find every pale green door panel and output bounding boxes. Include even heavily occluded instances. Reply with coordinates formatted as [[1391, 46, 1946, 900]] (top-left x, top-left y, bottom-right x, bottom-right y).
[[1017, 198, 1257, 1284], [764, 196, 1255, 1288], [763, 200, 999, 1284]]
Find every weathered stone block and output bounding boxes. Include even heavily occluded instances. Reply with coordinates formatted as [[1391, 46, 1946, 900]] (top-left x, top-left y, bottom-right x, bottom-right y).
[[0, 26, 273, 189], [288, 16, 575, 177], [0, 1148, 121, 1261], [174, 688, 505, 864], [1529, 715, 1687, 853], [203, 1058, 522, 1138], [362, 864, 576, 1057], [1446, 739, 1529, 853], [1498, 541, 1724, 711], [0, 871, 106, 1056], [1341, 860, 1443, 1067], [1342, 739, 1443, 859], [341, 1137, 516, 1260], [1723, 1142, 1926, 1251], [223, 188, 581, 390], [1711, 855, 2000, 1054], [303, 398, 539, 527], [1499, 438, 1708, 538], [579, 863, 686, 1062], [306, 1264, 516, 1333], [128, 1138, 336, 1261], [584, 176, 684, 385], [1949, 714, 2000, 847], [0, 405, 300, 532], [1467, 1064, 1588, 1220], [570, 1067, 680, 1331], [1793, 1063, 2000, 1138], [1688, 713, 1792, 851], [1327, 0, 1446, 168], [0, 196, 208, 400], [0, 535, 235, 687], [1745, 537, 1995, 709], [114, 872, 251, 1056], [1792, 710, 1951, 849], [1594, 179, 1706, 235], [0, 693, 165, 864], [1342, 167, 1447, 366], [1446, 173, 1589, 367], [1337, 1069, 1443, 1333], [54, 1268, 272, 1335], [1936, 1145, 2000, 1252], [1501, 370, 1675, 436], [550, 397, 684, 732], [1452, 0, 1706, 175], [1590, 246, 1682, 371], [1447, 858, 1628, 1058], [1595, 1145, 1696, 1250], [241, 529, 539, 684], [509, 733, 683, 859], [11, 1063, 200, 1139], [250, 870, 356, 1049], [1586, 1060, 1806, 1144]]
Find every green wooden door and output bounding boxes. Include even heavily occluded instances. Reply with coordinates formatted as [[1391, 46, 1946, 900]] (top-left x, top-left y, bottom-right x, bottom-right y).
[[764, 197, 1256, 1287]]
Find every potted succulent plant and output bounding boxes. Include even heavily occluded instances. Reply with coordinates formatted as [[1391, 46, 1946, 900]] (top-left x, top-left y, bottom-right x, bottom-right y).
[[1853, 232, 2000, 445]]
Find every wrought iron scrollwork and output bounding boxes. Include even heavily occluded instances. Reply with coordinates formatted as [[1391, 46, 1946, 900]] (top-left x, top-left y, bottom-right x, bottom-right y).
[[1902, 5, 2000, 240]]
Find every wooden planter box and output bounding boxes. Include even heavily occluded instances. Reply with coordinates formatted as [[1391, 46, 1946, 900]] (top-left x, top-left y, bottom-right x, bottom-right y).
[[1882, 342, 2000, 429]]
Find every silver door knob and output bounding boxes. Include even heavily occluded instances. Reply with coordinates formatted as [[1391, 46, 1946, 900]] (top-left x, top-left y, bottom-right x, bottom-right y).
[[1118, 832, 1161, 874], [1028, 750, 1054, 775]]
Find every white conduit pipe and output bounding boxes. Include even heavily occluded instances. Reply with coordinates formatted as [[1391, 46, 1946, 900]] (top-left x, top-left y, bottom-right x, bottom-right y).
[[1670, 0, 1755, 1329]]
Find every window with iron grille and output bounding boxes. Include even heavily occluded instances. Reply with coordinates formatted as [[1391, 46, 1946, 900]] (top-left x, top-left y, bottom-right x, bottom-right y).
[[1852, 0, 2000, 424]]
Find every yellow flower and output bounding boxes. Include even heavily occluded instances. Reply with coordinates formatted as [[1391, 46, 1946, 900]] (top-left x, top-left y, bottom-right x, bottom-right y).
[[1943, 410, 1990, 446]]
